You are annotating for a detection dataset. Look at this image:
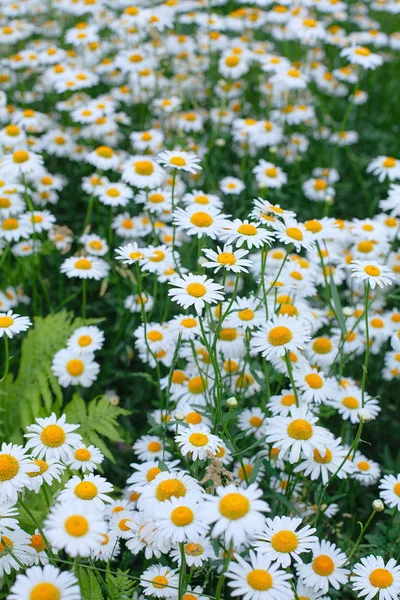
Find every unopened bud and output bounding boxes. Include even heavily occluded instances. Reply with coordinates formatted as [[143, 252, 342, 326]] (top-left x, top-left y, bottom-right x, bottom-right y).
[[226, 396, 238, 409], [372, 499, 385, 512], [325, 194, 334, 205], [174, 411, 185, 421], [198, 257, 207, 267], [357, 408, 372, 422], [215, 138, 226, 147], [342, 306, 354, 316]]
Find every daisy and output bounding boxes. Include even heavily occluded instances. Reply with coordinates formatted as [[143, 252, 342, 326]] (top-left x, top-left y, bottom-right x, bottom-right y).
[[26, 530, 49, 566], [220, 177, 245, 195], [202, 245, 251, 273], [24, 413, 82, 461], [86, 145, 119, 170], [350, 260, 395, 289], [352, 452, 381, 486], [168, 273, 224, 314], [115, 242, 145, 265], [66, 444, 104, 473], [173, 206, 228, 240], [21, 210, 56, 234], [226, 550, 292, 600], [252, 160, 288, 188], [198, 483, 270, 546], [58, 474, 113, 509], [169, 314, 201, 341], [175, 425, 221, 461], [267, 389, 301, 416], [237, 407, 266, 439], [254, 516, 318, 568], [82, 234, 109, 257], [251, 315, 311, 359], [0, 442, 37, 503], [352, 555, 400, 600], [132, 435, 171, 462], [0, 216, 31, 242], [293, 365, 337, 404], [294, 437, 354, 484], [0, 149, 44, 181], [265, 406, 329, 464], [340, 46, 383, 69], [379, 473, 400, 509], [0, 529, 32, 577], [122, 155, 166, 189], [97, 182, 133, 207], [221, 219, 274, 249], [92, 529, 120, 562], [296, 540, 349, 593], [272, 219, 315, 252], [24, 458, 65, 493], [67, 326, 104, 355], [45, 502, 105, 558], [0, 501, 19, 532], [126, 460, 180, 492], [157, 497, 207, 543], [51, 349, 100, 388], [140, 564, 179, 598], [0, 310, 31, 338], [60, 256, 110, 280], [328, 385, 381, 423], [366, 156, 400, 182], [157, 150, 202, 174]]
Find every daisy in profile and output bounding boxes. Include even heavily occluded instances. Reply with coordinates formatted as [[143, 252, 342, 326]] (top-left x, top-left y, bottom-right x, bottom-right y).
[[351, 260, 395, 289], [157, 497, 207, 543], [198, 483, 270, 546], [254, 516, 318, 568], [157, 149, 202, 173], [379, 473, 400, 509], [221, 219, 274, 249], [51, 349, 100, 388], [140, 564, 178, 598], [0, 310, 31, 338], [296, 540, 349, 593], [251, 315, 311, 359], [202, 245, 251, 273], [66, 444, 104, 473], [9, 564, 81, 600], [168, 273, 224, 314], [60, 256, 110, 280], [0, 529, 34, 577], [45, 502, 105, 557], [0, 442, 37, 502], [265, 406, 328, 464], [122, 155, 165, 189], [58, 474, 113, 509], [86, 145, 119, 170], [352, 452, 381, 486], [24, 413, 82, 461], [366, 156, 400, 182], [226, 550, 292, 599], [175, 425, 221, 461], [67, 326, 104, 354], [352, 555, 400, 600], [25, 458, 65, 493]]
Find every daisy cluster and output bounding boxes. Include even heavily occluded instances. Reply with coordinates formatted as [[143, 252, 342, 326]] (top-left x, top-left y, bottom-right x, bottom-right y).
[[0, 0, 400, 599]]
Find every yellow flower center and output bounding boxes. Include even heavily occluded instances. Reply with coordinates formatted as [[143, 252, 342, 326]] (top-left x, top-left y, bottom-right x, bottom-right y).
[[186, 412, 202, 425], [313, 448, 332, 464], [122, 219, 133, 229], [287, 419, 313, 440], [185, 542, 204, 556], [313, 337, 332, 354], [268, 325, 293, 346], [305, 220, 323, 234], [247, 570, 273, 591], [134, 160, 154, 176], [369, 569, 394, 588], [2, 218, 18, 230], [225, 55, 239, 67], [281, 394, 296, 406], [78, 335, 92, 347], [0, 535, 13, 556], [0, 454, 19, 481], [171, 506, 194, 526], [358, 461, 370, 471], [66, 359, 85, 377], [188, 376, 206, 394], [220, 328, 237, 341], [370, 318, 384, 328], [156, 479, 186, 501], [238, 464, 253, 480], [287, 68, 300, 78], [238, 224, 257, 236], [152, 576, 168, 589], [238, 308, 254, 321], [27, 459, 48, 477], [305, 373, 323, 389], [75, 448, 91, 461], [189, 432, 208, 447], [147, 441, 161, 453], [271, 530, 299, 553], [393, 482, 400, 496], [65, 515, 89, 537], [186, 283, 206, 297], [96, 145, 113, 158], [29, 533, 46, 553], [74, 481, 98, 500], [147, 330, 163, 341], [13, 150, 29, 163], [89, 240, 102, 251], [170, 156, 186, 167], [249, 416, 262, 427], [342, 396, 359, 409], [30, 583, 61, 600], [0, 316, 13, 328], [383, 157, 396, 168], [148, 193, 164, 203], [190, 212, 213, 227], [364, 265, 381, 277], [286, 227, 303, 241], [313, 179, 327, 191], [217, 252, 236, 265], [40, 425, 66, 447], [303, 18, 317, 26], [0, 197, 11, 208], [355, 46, 371, 56], [74, 258, 92, 270], [5, 125, 20, 136], [219, 493, 250, 519], [312, 555, 335, 576], [265, 167, 277, 178]]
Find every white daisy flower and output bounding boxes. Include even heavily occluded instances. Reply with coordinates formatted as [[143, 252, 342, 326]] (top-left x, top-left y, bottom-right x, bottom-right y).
[[51, 349, 100, 388], [0, 310, 31, 338], [253, 160, 288, 188], [272, 218, 315, 252], [137, 470, 203, 516], [296, 540, 349, 593], [115, 242, 146, 265], [293, 365, 337, 404], [157, 497, 207, 543], [0, 216, 32, 242], [219, 176, 245, 195], [202, 245, 251, 273], [0, 529, 33, 578], [24, 413, 82, 461], [175, 425, 222, 461], [24, 458, 65, 493], [97, 182, 133, 207], [60, 256, 110, 280], [379, 473, 400, 509], [173, 206, 228, 240], [294, 436, 354, 484], [157, 150, 202, 173], [0, 443, 37, 503], [340, 45, 383, 69], [58, 474, 113, 509], [132, 435, 172, 462], [352, 555, 400, 600], [168, 273, 224, 314], [66, 326, 104, 355], [350, 260, 395, 289], [91, 529, 120, 562], [122, 155, 166, 189], [140, 564, 178, 598], [170, 538, 216, 567], [251, 315, 311, 360], [352, 452, 381, 486], [66, 445, 104, 473], [86, 145, 120, 170], [221, 219, 274, 249], [226, 550, 293, 599]]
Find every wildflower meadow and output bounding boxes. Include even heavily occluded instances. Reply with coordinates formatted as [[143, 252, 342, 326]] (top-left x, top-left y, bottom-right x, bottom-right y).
[[1, 0, 400, 599]]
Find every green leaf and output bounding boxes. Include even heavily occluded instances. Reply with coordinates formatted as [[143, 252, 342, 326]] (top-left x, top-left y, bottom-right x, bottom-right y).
[[329, 274, 347, 335], [78, 567, 104, 600]]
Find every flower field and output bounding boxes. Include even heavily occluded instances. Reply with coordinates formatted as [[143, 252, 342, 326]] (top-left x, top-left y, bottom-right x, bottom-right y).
[[1, 0, 400, 599]]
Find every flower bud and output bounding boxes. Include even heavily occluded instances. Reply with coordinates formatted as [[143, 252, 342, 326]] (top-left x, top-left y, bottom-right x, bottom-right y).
[[357, 408, 372, 422], [215, 138, 226, 147], [226, 396, 237, 409], [372, 499, 385, 512], [174, 411, 185, 421]]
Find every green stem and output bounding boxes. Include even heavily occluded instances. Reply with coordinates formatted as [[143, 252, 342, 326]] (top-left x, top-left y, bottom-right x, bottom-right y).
[[345, 508, 377, 564], [215, 544, 233, 600], [361, 281, 370, 407], [0, 336, 9, 383], [284, 350, 299, 407], [178, 542, 187, 600]]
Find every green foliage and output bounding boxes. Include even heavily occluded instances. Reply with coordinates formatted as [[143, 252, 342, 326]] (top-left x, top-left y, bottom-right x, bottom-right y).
[[105, 568, 138, 600], [0, 312, 101, 441], [64, 394, 131, 462], [78, 567, 104, 600]]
